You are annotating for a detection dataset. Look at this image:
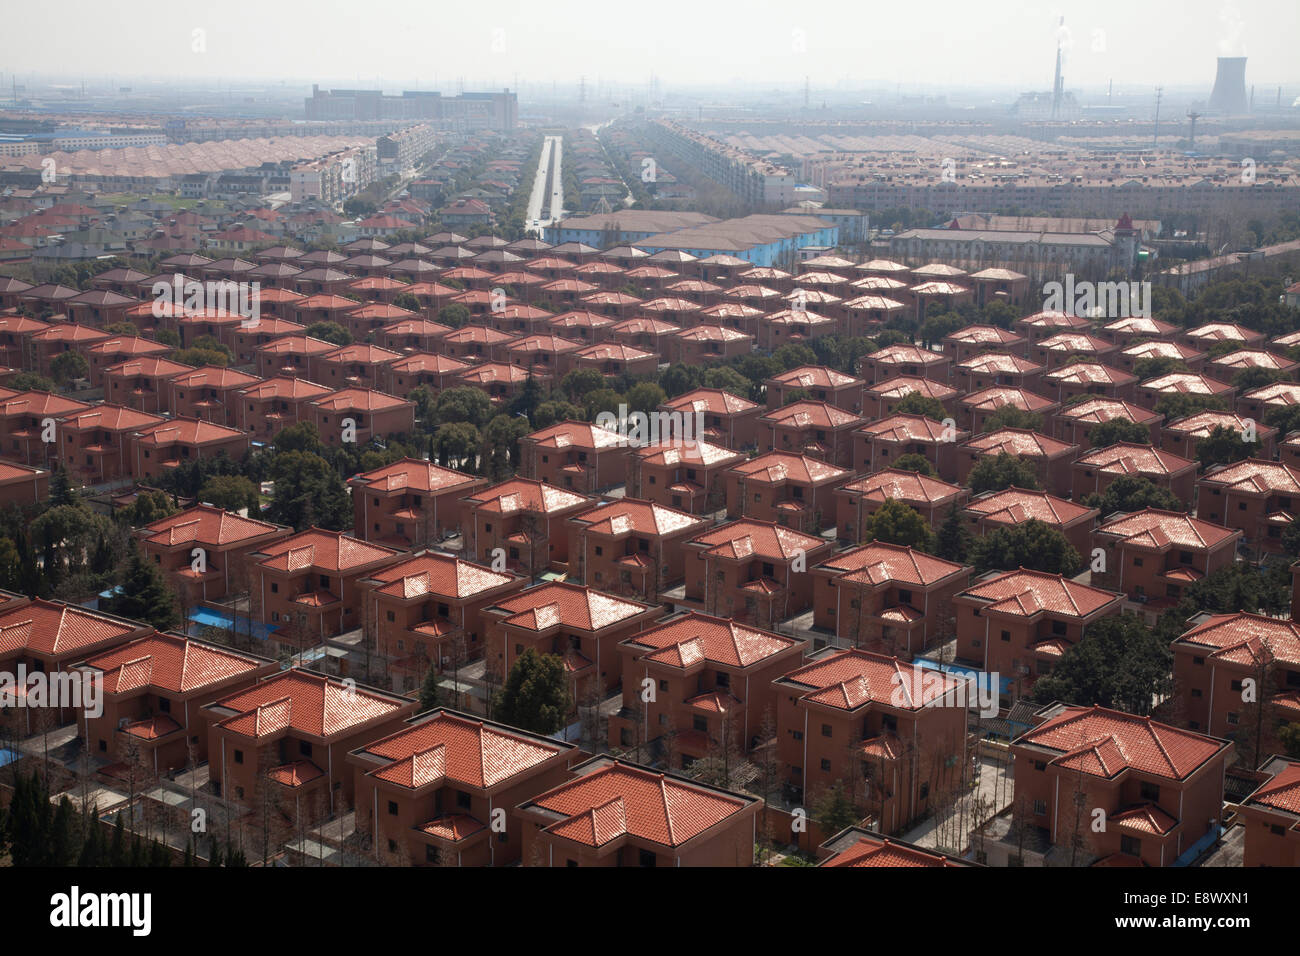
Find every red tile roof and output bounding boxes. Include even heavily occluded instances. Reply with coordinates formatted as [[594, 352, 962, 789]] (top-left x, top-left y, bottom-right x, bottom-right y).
[[462, 477, 590, 515], [1057, 398, 1161, 425], [213, 669, 405, 738], [660, 388, 758, 415], [840, 468, 963, 505], [0, 599, 141, 658], [1245, 761, 1300, 816], [689, 518, 822, 561], [632, 438, 745, 468], [960, 569, 1120, 619], [858, 414, 959, 444], [1017, 705, 1225, 781], [85, 632, 265, 695], [625, 611, 800, 668], [256, 528, 400, 573], [816, 540, 966, 587], [865, 375, 960, 402], [1075, 442, 1193, 477], [352, 457, 480, 494], [365, 551, 517, 600], [962, 428, 1076, 458], [759, 400, 863, 430], [1175, 612, 1300, 668], [59, 403, 165, 433], [728, 450, 849, 484], [779, 647, 965, 711], [135, 417, 246, 447], [967, 487, 1096, 527], [525, 420, 629, 451], [1200, 458, 1300, 495], [139, 503, 285, 548], [1096, 508, 1239, 552], [363, 711, 566, 789], [571, 497, 705, 537], [821, 833, 969, 867], [489, 582, 653, 632], [528, 761, 751, 847]]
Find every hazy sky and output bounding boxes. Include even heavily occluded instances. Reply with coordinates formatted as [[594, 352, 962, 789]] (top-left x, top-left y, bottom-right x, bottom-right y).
[[1, 0, 1296, 94]]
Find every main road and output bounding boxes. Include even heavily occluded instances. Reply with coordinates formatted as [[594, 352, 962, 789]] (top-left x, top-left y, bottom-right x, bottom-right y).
[[526, 134, 564, 235]]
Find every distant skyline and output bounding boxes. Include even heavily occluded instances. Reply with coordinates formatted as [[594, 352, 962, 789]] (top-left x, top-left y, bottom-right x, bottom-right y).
[[1, 0, 1297, 94]]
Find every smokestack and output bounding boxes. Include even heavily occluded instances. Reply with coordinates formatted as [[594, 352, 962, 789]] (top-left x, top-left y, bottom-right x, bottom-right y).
[[1209, 57, 1248, 114]]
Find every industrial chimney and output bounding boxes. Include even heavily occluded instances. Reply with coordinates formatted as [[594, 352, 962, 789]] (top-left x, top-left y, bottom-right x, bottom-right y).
[[1209, 57, 1248, 114]]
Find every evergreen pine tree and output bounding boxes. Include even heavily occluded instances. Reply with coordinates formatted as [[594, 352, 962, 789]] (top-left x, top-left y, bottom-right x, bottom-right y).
[[109, 813, 126, 867], [114, 542, 180, 631], [417, 663, 444, 713], [49, 465, 76, 508], [935, 503, 973, 563]]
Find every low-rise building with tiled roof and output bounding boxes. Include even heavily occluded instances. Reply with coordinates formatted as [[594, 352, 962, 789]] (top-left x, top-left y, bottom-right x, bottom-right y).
[[350, 708, 578, 867], [626, 438, 746, 516], [131, 416, 250, 481], [964, 486, 1098, 559], [1197, 458, 1300, 551], [834, 467, 967, 543], [859, 343, 951, 384], [203, 668, 416, 823], [764, 366, 864, 414], [608, 611, 805, 768], [250, 529, 404, 647], [1053, 396, 1162, 450], [136, 503, 293, 606], [459, 477, 593, 575], [520, 419, 631, 493], [514, 755, 761, 867], [959, 385, 1059, 433], [862, 374, 961, 421], [58, 403, 165, 485], [1005, 703, 1231, 867], [1235, 756, 1300, 867], [568, 497, 709, 603], [954, 569, 1123, 695], [350, 457, 486, 547], [817, 827, 978, 866], [235, 375, 331, 441], [956, 428, 1080, 497], [73, 632, 277, 771], [812, 541, 971, 654], [483, 582, 665, 704], [1092, 509, 1240, 608], [360, 551, 528, 690], [758, 399, 864, 470], [855, 413, 968, 483], [1042, 362, 1138, 404], [772, 646, 970, 832], [683, 518, 832, 627], [659, 388, 762, 450], [1071, 442, 1197, 505], [1170, 612, 1300, 740], [725, 450, 851, 531]]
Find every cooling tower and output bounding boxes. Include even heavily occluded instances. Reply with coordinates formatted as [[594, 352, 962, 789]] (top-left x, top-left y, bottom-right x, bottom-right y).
[[1209, 57, 1248, 114]]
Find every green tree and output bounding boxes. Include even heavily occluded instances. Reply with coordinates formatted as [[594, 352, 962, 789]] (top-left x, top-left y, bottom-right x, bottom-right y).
[[274, 421, 324, 455], [894, 391, 949, 422], [891, 452, 936, 477], [267, 451, 352, 531], [305, 321, 351, 347], [625, 381, 667, 415], [198, 474, 261, 514], [935, 503, 972, 563], [967, 453, 1040, 495], [1153, 392, 1226, 420], [560, 368, 607, 404], [1031, 613, 1172, 715], [113, 542, 180, 630], [119, 489, 178, 527], [49, 351, 89, 385], [1195, 424, 1255, 470], [433, 421, 481, 471], [1132, 356, 1188, 380], [582, 388, 623, 420], [1081, 474, 1184, 516], [968, 519, 1082, 576], [532, 400, 584, 429], [493, 648, 570, 734], [811, 781, 860, 835], [773, 344, 816, 370], [171, 347, 228, 368], [860, 499, 935, 551], [417, 663, 444, 713], [433, 386, 494, 430], [437, 303, 471, 329], [981, 405, 1042, 433], [1087, 418, 1153, 447]]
